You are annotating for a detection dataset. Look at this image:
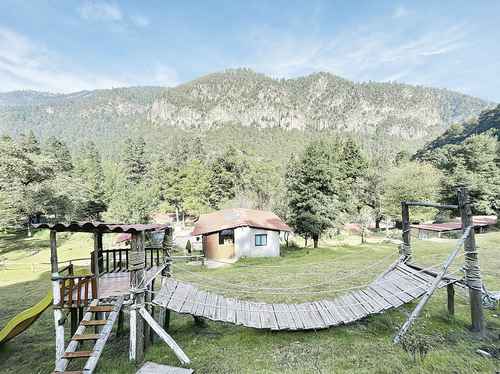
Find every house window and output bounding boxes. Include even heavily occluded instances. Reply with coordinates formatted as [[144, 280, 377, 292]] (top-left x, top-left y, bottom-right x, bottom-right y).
[[219, 229, 234, 245], [255, 234, 267, 246]]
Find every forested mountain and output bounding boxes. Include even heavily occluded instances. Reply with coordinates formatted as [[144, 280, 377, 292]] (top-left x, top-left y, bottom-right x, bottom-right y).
[[0, 69, 492, 158], [415, 104, 500, 158]]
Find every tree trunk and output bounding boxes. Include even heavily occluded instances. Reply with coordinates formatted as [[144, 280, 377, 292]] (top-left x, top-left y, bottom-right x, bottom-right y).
[[175, 207, 179, 223], [375, 216, 382, 230], [304, 236, 308, 247], [313, 234, 319, 248], [27, 218, 32, 237]]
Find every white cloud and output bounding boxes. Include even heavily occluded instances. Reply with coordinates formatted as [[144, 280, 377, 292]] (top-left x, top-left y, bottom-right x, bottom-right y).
[[78, 1, 122, 22], [244, 21, 469, 88], [392, 5, 411, 19], [130, 15, 150, 28], [0, 27, 177, 93]]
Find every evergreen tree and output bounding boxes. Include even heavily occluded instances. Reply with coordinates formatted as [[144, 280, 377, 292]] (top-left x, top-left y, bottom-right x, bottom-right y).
[[286, 139, 366, 248], [123, 137, 149, 184], [74, 142, 107, 219]]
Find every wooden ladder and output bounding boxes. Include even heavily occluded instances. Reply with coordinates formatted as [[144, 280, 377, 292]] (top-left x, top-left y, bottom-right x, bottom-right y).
[[53, 297, 124, 374]]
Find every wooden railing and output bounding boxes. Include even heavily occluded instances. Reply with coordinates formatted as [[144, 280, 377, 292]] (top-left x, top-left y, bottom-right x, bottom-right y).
[[92, 246, 164, 274], [59, 275, 97, 307]]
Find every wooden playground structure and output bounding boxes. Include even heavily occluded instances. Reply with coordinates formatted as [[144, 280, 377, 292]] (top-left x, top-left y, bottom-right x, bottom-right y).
[[32, 187, 493, 373]]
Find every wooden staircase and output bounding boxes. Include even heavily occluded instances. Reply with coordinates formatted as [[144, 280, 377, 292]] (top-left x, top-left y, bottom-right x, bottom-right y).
[[53, 297, 124, 374]]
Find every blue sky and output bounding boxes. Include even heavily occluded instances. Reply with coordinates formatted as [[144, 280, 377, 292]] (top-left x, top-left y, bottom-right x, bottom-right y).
[[0, 1, 499, 101]]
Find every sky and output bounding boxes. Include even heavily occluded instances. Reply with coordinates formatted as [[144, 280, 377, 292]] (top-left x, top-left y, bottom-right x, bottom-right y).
[[0, 0, 499, 101]]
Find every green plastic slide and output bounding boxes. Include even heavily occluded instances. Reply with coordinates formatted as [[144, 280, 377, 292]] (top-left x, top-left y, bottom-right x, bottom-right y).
[[0, 289, 52, 344]]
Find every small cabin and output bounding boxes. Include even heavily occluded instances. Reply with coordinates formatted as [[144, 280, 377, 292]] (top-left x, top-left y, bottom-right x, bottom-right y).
[[411, 215, 497, 239], [192, 208, 291, 260]]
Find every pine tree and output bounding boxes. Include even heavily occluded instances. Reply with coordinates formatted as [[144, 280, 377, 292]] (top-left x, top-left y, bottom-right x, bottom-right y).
[[123, 137, 149, 184], [286, 138, 366, 248]]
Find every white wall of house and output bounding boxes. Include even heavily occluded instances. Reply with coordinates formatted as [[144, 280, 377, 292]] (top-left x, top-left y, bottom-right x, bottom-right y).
[[234, 227, 280, 258]]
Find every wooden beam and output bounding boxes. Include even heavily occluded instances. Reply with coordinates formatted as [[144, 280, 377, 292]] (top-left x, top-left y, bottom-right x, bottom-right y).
[[404, 201, 458, 210], [393, 226, 472, 343], [50, 230, 65, 366], [129, 231, 146, 363], [138, 307, 190, 365], [457, 187, 485, 336], [447, 284, 455, 316], [401, 202, 411, 259]]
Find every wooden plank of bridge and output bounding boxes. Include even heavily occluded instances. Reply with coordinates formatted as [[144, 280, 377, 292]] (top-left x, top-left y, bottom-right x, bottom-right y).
[[358, 290, 384, 314], [203, 293, 217, 320], [392, 268, 427, 292], [379, 279, 413, 303], [397, 263, 433, 284], [246, 302, 261, 328], [272, 304, 292, 330], [179, 286, 198, 314], [289, 304, 305, 330], [369, 284, 402, 308], [343, 294, 365, 320], [193, 290, 208, 317], [225, 298, 237, 324], [325, 299, 347, 324], [363, 287, 392, 310], [306, 302, 327, 329], [168, 283, 192, 312], [386, 271, 423, 298], [213, 294, 225, 321], [351, 291, 375, 315], [154, 278, 178, 307], [318, 300, 341, 326], [260, 303, 278, 330], [335, 296, 356, 323]]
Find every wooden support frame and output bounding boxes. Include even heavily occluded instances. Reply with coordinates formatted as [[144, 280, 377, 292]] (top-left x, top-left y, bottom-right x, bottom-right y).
[[401, 202, 411, 259], [447, 284, 455, 316], [50, 230, 65, 365], [129, 231, 146, 363], [457, 187, 485, 336]]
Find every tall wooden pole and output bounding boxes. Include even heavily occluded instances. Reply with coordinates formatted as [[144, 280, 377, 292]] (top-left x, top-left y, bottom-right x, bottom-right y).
[[92, 232, 102, 299], [401, 202, 411, 260], [50, 230, 65, 367], [129, 231, 145, 362], [457, 187, 485, 336]]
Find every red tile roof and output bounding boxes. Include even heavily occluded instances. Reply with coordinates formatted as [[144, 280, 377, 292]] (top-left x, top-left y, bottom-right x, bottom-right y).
[[411, 216, 497, 232], [192, 208, 291, 236]]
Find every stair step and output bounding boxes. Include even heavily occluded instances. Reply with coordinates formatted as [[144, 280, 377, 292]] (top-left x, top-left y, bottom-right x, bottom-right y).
[[72, 333, 100, 341], [63, 351, 93, 359], [81, 319, 107, 326], [89, 305, 114, 313]]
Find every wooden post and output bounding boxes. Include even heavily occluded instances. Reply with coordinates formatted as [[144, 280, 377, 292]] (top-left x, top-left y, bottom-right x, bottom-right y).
[[158, 229, 172, 335], [447, 284, 455, 316], [149, 279, 156, 344], [70, 308, 78, 335], [129, 231, 145, 363], [92, 232, 102, 299], [50, 230, 65, 367], [457, 187, 485, 336], [401, 202, 411, 260], [117, 310, 124, 336]]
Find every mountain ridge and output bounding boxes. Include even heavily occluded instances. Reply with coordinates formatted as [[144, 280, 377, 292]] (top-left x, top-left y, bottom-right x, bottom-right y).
[[0, 68, 494, 156]]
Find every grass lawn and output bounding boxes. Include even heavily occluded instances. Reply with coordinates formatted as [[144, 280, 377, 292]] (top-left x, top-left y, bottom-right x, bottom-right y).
[[0, 229, 499, 373]]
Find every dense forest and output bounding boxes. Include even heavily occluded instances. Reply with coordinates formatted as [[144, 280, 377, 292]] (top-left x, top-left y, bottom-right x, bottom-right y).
[[1, 103, 498, 243], [0, 72, 498, 242]]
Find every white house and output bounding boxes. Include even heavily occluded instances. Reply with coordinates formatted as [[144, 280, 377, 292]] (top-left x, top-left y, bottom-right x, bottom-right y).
[[192, 208, 291, 260]]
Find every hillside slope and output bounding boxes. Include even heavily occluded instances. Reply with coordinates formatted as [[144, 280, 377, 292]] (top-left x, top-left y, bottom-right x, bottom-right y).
[[0, 69, 492, 156], [416, 104, 500, 158]]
